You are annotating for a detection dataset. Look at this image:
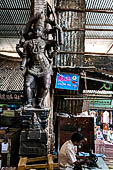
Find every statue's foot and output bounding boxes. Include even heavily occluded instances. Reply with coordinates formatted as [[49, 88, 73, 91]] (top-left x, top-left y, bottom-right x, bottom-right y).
[[24, 103, 33, 108], [37, 103, 44, 109]]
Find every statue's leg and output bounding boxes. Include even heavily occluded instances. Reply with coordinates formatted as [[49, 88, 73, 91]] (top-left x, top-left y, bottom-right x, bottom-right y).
[[25, 74, 34, 107], [37, 73, 51, 109]]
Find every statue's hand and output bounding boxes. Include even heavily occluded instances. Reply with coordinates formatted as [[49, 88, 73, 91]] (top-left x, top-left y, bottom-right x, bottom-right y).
[[20, 65, 25, 71]]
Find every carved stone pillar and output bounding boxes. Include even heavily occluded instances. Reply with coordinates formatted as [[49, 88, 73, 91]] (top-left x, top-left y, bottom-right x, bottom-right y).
[[32, 0, 46, 15], [31, 0, 54, 15]]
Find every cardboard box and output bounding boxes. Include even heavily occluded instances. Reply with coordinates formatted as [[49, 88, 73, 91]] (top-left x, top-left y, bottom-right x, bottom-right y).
[[3, 111, 15, 117]]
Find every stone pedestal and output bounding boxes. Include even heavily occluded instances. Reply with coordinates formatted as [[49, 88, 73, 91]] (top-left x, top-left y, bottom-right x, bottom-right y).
[[16, 107, 50, 156]]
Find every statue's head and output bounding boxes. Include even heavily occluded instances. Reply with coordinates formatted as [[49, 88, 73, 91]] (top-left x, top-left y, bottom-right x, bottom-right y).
[[33, 12, 45, 38], [23, 11, 45, 40]]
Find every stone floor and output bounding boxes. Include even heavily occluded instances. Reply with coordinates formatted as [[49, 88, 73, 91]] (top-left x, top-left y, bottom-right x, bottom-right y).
[[104, 157, 113, 169]]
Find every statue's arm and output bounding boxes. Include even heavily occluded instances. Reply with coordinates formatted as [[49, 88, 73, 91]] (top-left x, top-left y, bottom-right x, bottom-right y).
[[45, 40, 57, 61], [16, 40, 24, 58], [20, 41, 28, 70]]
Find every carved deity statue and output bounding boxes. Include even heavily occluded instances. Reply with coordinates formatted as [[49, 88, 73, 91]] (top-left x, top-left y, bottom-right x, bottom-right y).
[[16, 10, 62, 109], [16, 13, 53, 109]]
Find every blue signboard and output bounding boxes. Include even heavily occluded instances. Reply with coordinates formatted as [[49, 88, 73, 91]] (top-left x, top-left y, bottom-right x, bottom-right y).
[[55, 73, 79, 90]]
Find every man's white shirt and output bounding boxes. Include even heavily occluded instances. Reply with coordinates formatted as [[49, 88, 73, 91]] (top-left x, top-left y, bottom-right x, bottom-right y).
[[58, 140, 77, 169]]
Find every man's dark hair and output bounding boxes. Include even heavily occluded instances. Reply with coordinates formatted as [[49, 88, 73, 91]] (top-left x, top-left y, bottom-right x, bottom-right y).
[[71, 133, 84, 143]]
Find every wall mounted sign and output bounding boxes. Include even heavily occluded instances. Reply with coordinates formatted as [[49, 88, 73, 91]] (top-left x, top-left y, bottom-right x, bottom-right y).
[[0, 91, 23, 101], [88, 99, 113, 108], [55, 73, 79, 90]]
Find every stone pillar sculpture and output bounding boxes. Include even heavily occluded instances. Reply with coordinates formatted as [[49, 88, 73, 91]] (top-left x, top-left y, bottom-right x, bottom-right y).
[[16, 5, 62, 156]]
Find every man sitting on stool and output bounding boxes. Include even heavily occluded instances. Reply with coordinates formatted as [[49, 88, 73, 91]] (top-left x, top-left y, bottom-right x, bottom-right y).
[[58, 132, 89, 170]]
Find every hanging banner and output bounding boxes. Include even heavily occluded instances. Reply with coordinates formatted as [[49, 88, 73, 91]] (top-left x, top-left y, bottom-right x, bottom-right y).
[[55, 73, 79, 90]]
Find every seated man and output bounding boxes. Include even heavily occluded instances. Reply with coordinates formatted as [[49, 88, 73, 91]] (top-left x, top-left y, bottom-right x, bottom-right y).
[[58, 133, 89, 170]]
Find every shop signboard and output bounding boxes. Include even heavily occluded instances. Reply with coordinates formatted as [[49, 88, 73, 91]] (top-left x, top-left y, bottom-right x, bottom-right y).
[[56, 73, 79, 90], [83, 97, 113, 109], [89, 99, 113, 108]]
